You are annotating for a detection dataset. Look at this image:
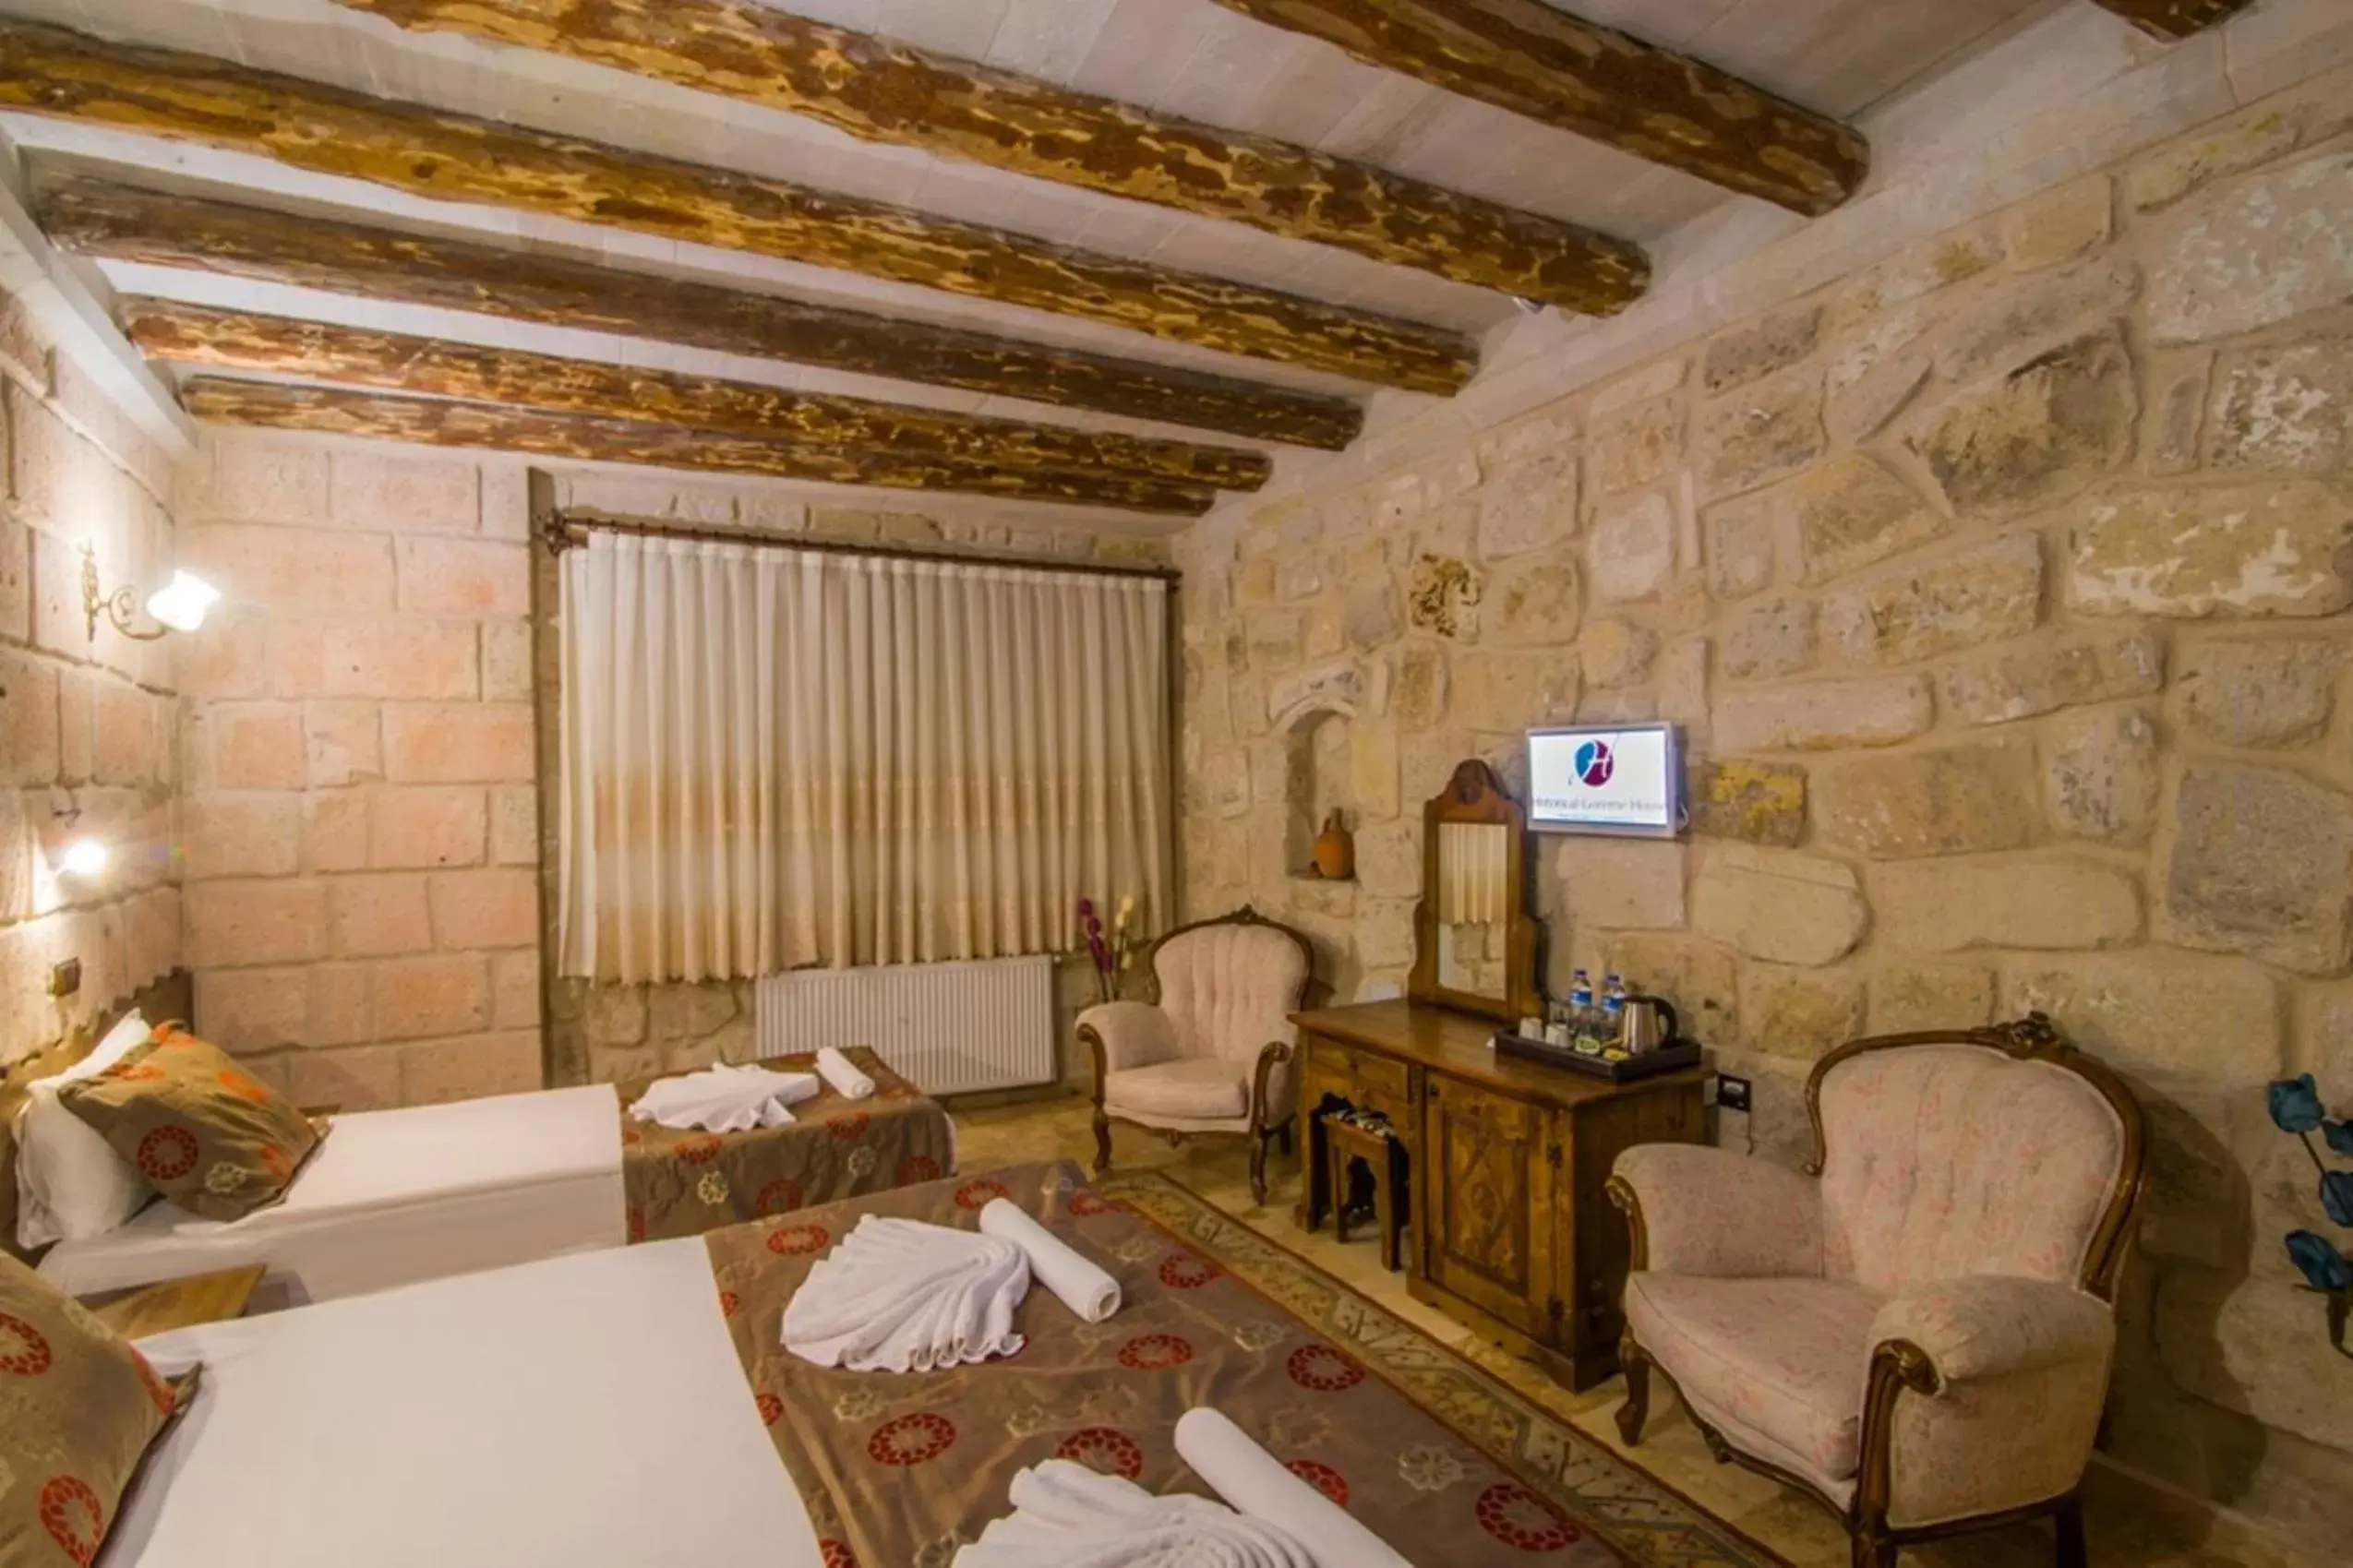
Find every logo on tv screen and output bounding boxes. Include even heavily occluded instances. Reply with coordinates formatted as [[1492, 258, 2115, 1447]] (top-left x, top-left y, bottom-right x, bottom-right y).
[[1528, 724, 1679, 836]]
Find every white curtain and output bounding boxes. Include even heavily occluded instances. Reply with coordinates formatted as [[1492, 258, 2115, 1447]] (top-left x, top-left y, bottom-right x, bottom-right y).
[[558, 532, 1170, 984]]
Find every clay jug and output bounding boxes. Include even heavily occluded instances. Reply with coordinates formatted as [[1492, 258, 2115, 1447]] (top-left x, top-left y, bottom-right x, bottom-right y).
[[1312, 810, 1355, 880]]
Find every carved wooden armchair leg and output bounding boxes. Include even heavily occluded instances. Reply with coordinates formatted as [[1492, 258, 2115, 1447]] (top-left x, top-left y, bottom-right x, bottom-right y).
[[2054, 1493, 2087, 1568], [1247, 1040, 1293, 1207], [1606, 1174, 1652, 1445], [1615, 1332, 1651, 1445], [1080, 1023, 1113, 1174]]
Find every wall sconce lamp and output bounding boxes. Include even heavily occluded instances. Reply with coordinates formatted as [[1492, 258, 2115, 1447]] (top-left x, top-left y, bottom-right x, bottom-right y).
[[82, 543, 219, 641], [50, 789, 109, 880], [59, 838, 110, 878]]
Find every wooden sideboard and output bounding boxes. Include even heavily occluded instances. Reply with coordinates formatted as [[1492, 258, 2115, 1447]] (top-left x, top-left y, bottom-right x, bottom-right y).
[[1293, 999, 1707, 1391]]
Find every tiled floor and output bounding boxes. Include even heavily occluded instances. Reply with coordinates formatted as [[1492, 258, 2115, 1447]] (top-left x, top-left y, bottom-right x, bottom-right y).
[[957, 1095, 2304, 1568]]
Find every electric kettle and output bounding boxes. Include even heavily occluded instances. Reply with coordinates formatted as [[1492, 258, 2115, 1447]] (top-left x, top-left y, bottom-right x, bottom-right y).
[[1618, 994, 1679, 1055]]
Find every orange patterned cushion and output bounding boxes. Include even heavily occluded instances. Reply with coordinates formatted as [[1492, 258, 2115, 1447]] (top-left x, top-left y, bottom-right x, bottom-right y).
[[1, 1251, 196, 1565], [58, 1027, 327, 1222]]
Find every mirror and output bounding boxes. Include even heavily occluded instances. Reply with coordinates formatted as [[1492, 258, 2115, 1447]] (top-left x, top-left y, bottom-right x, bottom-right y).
[[1435, 822, 1511, 999], [1410, 760, 1542, 1023]]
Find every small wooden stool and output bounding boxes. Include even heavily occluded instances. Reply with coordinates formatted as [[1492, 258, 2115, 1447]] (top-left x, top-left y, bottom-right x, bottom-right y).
[[1324, 1114, 1405, 1272]]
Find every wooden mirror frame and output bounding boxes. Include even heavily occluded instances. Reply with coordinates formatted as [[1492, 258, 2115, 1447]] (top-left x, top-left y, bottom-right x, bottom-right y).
[[1408, 760, 1543, 1024]]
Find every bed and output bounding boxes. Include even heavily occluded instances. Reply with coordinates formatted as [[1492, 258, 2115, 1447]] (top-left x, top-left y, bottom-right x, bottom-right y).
[[105, 1237, 825, 1568], [35, 1082, 628, 1304], [615, 1052, 954, 1244], [14, 970, 955, 1305], [97, 1161, 1601, 1568]]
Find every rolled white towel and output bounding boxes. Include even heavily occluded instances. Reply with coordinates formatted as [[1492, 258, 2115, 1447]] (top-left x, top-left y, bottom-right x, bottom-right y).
[[978, 1198, 1121, 1323], [1175, 1407, 1413, 1568], [815, 1046, 876, 1100], [953, 1459, 1315, 1568], [782, 1215, 1028, 1372], [629, 1063, 821, 1132]]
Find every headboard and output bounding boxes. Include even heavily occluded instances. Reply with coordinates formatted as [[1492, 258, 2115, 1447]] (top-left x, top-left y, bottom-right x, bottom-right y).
[[1, 967, 193, 1263]]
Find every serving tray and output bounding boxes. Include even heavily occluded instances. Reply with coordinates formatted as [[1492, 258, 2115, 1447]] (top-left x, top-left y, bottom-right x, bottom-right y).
[[1491, 1031, 1704, 1083]]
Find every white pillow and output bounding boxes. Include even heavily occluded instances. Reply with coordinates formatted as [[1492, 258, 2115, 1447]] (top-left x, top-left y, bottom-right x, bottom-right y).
[[14, 1010, 155, 1250]]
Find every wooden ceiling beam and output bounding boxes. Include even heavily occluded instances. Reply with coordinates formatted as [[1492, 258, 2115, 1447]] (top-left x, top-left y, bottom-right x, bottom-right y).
[[178, 378, 1217, 517], [1205, 0, 1868, 216], [122, 297, 1270, 492], [2087, 0, 2256, 40], [0, 20, 1475, 393], [40, 181, 1364, 449], [335, 0, 1650, 314]]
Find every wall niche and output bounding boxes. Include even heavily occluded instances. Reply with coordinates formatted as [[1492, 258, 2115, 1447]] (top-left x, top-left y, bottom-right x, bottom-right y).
[[1283, 707, 1356, 880]]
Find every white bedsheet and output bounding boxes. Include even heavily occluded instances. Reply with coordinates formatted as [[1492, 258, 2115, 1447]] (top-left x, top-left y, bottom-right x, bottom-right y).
[[104, 1238, 822, 1568], [40, 1085, 627, 1302]]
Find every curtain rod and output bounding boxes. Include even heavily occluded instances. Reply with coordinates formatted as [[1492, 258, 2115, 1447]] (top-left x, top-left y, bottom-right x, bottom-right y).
[[539, 507, 1182, 585]]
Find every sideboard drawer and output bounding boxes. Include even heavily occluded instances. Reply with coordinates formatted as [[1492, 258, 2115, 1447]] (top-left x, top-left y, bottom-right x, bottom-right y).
[[1327, 1041, 1411, 1103]]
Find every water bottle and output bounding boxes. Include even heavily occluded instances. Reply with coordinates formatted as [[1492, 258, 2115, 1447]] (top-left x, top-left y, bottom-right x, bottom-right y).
[[1567, 969, 1603, 1054], [1602, 973, 1628, 1036]]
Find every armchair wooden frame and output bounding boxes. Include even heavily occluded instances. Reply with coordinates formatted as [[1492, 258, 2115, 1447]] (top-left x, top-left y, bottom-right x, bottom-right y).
[[1606, 1014, 2149, 1568], [1082, 904, 1314, 1205]]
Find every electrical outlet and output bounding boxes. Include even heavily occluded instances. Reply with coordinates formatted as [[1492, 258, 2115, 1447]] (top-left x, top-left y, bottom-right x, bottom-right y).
[[1715, 1073, 1752, 1113], [46, 958, 82, 998]]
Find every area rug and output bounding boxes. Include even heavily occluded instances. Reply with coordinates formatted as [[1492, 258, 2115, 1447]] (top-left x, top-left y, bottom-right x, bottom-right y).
[[1097, 1167, 1786, 1568]]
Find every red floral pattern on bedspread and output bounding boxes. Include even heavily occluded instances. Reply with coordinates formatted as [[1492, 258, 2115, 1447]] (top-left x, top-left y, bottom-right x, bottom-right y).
[[702, 1161, 1613, 1568], [617, 1048, 952, 1243], [1055, 1426, 1143, 1479]]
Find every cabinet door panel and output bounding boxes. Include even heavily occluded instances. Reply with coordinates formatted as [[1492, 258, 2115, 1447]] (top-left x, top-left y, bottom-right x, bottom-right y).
[[1563, 1082, 1706, 1360], [1423, 1072, 1555, 1338]]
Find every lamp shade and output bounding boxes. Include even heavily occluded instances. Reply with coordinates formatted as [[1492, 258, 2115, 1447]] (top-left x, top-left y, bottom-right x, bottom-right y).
[[144, 570, 221, 633]]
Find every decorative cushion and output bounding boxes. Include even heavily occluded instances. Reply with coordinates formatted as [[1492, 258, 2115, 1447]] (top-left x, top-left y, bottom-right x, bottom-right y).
[[15, 1011, 155, 1250], [59, 1028, 327, 1223], [1103, 1059, 1252, 1121], [1624, 1273, 1888, 1480], [1, 1249, 196, 1565]]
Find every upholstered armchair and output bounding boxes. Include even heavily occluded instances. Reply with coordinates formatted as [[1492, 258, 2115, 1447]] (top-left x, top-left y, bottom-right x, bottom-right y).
[[1080, 907, 1313, 1205], [1608, 1017, 2146, 1568]]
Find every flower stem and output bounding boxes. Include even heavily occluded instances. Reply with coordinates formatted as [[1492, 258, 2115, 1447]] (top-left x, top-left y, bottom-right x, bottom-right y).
[[2304, 1130, 2331, 1177]]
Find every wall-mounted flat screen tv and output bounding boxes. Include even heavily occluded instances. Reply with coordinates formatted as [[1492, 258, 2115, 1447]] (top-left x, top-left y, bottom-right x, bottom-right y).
[[1527, 724, 1682, 837]]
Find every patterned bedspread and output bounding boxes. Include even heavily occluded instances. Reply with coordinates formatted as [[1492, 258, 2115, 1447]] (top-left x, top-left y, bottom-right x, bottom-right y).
[[704, 1160, 1619, 1567], [618, 1049, 954, 1243]]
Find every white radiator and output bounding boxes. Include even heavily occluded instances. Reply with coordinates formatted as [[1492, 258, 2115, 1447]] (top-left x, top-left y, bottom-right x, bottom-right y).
[[753, 956, 1057, 1095]]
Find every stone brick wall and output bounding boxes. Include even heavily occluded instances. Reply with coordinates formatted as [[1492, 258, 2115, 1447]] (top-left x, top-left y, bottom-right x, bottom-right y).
[[0, 292, 182, 1065], [169, 440, 1170, 1108], [172, 432, 544, 1108], [1173, 75, 2353, 1542], [534, 470, 1169, 1092]]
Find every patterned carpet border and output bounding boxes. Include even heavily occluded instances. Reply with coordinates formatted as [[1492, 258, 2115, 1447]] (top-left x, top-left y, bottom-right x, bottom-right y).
[[1097, 1168, 1789, 1568]]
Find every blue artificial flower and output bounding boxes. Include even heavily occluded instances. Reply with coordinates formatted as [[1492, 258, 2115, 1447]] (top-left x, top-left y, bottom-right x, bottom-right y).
[[2270, 1074, 2325, 1134], [2324, 1170, 2353, 1228], [2287, 1230, 2353, 1292], [2327, 1119, 2353, 1158]]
